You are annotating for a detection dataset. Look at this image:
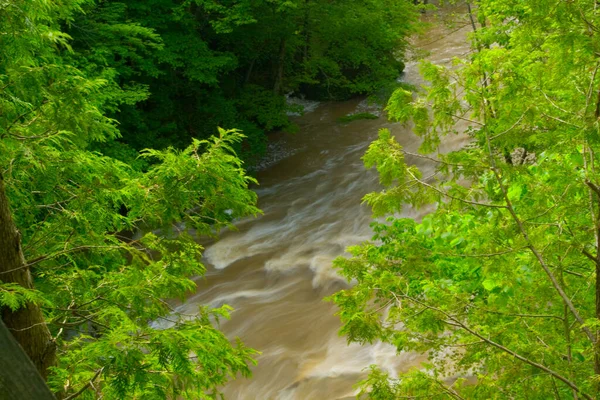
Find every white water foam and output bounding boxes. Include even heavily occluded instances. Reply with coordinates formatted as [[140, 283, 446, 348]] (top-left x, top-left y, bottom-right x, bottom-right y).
[[285, 93, 321, 116]]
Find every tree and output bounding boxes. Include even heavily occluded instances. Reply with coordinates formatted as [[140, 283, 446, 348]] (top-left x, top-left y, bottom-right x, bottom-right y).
[[331, 1, 600, 398], [61, 0, 418, 165], [1, 1, 260, 398]]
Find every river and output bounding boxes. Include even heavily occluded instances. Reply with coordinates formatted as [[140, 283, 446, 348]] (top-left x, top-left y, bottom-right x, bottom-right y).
[[177, 8, 472, 400]]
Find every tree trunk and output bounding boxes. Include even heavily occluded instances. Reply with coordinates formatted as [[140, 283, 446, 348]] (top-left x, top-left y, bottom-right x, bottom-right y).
[[245, 58, 256, 86], [273, 38, 287, 95], [589, 73, 600, 394], [0, 318, 56, 399], [302, 0, 311, 63], [0, 174, 56, 380], [584, 180, 600, 395]]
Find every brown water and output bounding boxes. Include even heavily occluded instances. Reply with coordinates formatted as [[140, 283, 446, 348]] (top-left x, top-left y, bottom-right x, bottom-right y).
[[177, 9, 472, 400]]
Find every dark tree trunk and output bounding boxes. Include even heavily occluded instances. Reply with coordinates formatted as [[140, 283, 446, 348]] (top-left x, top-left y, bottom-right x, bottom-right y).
[[0, 175, 56, 380], [595, 203, 600, 393], [273, 38, 287, 95], [302, 0, 311, 63], [245, 58, 256, 86], [0, 318, 56, 399]]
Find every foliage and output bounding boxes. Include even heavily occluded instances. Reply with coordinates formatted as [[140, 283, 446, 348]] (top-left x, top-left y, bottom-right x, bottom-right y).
[[281, 0, 417, 99], [0, 1, 260, 398], [60, 0, 418, 162], [331, 1, 600, 399], [0, 0, 418, 397]]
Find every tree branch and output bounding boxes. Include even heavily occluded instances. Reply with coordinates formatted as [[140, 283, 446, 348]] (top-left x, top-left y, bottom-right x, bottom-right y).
[[395, 292, 592, 400], [64, 367, 104, 400], [405, 168, 507, 209]]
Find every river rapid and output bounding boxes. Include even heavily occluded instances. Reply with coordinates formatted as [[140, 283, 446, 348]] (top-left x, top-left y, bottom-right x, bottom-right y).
[[178, 8, 472, 400]]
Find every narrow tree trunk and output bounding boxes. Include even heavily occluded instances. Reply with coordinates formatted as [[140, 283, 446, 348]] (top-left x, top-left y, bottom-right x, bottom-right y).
[[594, 206, 600, 398], [0, 175, 56, 380], [584, 180, 600, 395], [245, 58, 256, 86], [273, 38, 287, 95], [302, 0, 311, 63]]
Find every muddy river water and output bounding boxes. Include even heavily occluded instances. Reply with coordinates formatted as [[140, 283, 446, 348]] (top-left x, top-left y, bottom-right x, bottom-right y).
[[176, 8, 473, 400]]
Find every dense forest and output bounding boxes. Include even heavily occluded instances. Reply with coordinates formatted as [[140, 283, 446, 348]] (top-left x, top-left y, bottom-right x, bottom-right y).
[[8, 0, 600, 399], [63, 0, 416, 163]]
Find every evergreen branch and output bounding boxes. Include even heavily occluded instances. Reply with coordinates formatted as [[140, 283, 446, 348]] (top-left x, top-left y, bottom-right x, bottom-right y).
[[4, 129, 60, 142], [562, 268, 586, 278], [64, 367, 104, 400], [24, 245, 125, 269], [6, 321, 48, 332], [69, 311, 110, 331]]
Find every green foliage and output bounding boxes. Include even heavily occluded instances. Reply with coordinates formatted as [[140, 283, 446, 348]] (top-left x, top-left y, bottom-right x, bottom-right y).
[[0, 0, 419, 396], [0, 284, 48, 312], [331, 1, 600, 399], [236, 85, 297, 132], [0, 1, 261, 397], [284, 0, 418, 99], [58, 0, 418, 163]]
